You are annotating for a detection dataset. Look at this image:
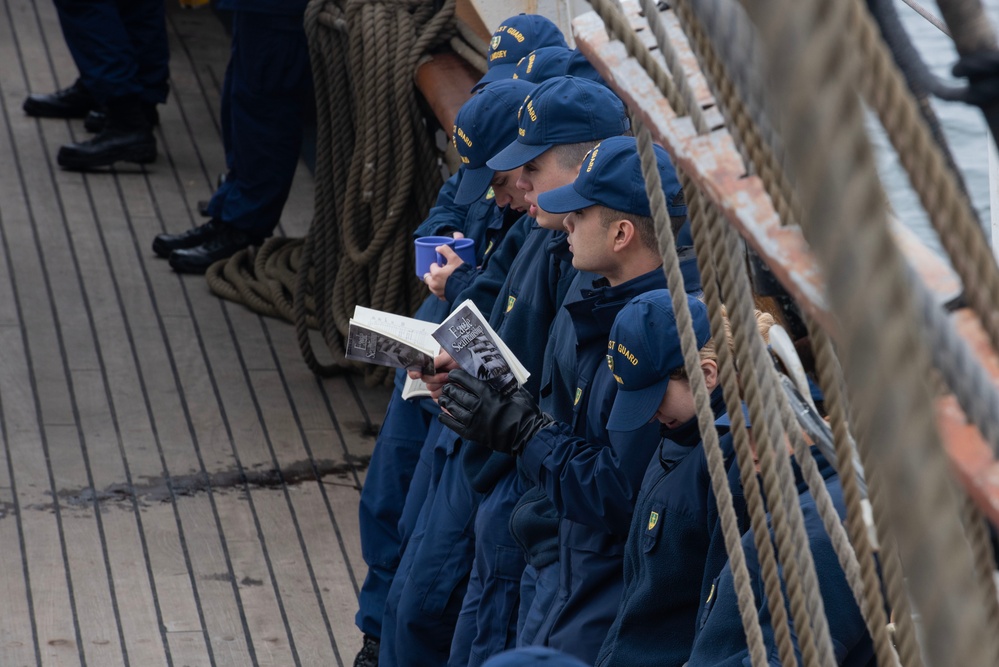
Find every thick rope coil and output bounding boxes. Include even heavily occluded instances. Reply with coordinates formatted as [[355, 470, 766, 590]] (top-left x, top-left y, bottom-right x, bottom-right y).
[[807, 318, 900, 667], [290, 0, 455, 381], [740, 0, 995, 663]]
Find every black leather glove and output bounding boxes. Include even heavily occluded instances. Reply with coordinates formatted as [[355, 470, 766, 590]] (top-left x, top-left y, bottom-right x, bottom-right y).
[[438, 369, 554, 455]]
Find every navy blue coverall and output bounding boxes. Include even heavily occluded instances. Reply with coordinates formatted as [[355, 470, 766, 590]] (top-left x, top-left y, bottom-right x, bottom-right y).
[[53, 0, 169, 105], [595, 388, 749, 667], [687, 451, 874, 667], [513, 269, 671, 663], [355, 176, 517, 640], [206, 0, 312, 241], [380, 224, 577, 667]]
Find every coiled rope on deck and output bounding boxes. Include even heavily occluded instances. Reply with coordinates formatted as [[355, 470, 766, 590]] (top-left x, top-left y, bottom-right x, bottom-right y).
[[207, 0, 471, 385]]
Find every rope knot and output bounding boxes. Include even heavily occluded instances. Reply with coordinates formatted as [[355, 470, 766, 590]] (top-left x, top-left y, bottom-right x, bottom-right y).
[[952, 51, 999, 107]]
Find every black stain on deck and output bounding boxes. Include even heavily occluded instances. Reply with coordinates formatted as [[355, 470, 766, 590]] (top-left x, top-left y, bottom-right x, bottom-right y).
[[20, 456, 371, 516]]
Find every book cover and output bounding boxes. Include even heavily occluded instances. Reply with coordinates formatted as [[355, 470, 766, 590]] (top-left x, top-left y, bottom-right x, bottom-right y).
[[345, 306, 439, 375], [432, 299, 529, 396]]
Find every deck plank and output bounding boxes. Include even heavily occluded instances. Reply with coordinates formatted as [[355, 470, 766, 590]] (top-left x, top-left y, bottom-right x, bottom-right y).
[[0, 2, 394, 665]]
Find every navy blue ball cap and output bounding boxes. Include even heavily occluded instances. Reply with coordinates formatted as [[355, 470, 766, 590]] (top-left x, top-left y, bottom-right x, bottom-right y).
[[482, 647, 589, 667], [512, 47, 608, 87], [472, 14, 568, 92], [605, 289, 711, 432], [452, 79, 536, 206], [512, 46, 573, 82], [564, 49, 608, 86], [487, 76, 629, 171], [538, 136, 683, 219]]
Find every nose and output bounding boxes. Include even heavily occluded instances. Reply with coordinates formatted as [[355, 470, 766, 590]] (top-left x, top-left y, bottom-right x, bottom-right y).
[[563, 213, 575, 233], [516, 173, 531, 192]]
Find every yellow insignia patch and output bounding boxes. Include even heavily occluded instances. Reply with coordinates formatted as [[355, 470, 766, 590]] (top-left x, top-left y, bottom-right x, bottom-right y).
[[574, 388, 582, 406], [706, 582, 716, 604], [506, 295, 516, 313], [486, 187, 495, 200], [490, 34, 502, 51], [648, 510, 659, 531]]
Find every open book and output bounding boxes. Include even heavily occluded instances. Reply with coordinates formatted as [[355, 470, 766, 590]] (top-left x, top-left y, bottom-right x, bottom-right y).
[[345, 306, 440, 376], [432, 299, 530, 397], [344, 300, 530, 399]]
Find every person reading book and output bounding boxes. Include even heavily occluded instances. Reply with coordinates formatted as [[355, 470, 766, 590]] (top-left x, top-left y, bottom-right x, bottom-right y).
[[353, 73, 537, 667], [437, 137, 697, 663], [384, 77, 631, 667]]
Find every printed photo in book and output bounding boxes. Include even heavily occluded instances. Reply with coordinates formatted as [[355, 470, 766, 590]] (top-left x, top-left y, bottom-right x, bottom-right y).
[[345, 305, 439, 375], [432, 299, 530, 397]]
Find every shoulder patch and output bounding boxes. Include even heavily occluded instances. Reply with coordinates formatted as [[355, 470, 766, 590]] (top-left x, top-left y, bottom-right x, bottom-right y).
[[506, 295, 516, 313], [647, 510, 659, 531], [573, 387, 582, 405]]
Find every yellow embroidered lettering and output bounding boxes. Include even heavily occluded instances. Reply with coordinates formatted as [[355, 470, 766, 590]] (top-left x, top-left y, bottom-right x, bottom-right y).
[[585, 144, 601, 172], [505, 27, 525, 42], [490, 49, 508, 62], [527, 100, 537, 122]]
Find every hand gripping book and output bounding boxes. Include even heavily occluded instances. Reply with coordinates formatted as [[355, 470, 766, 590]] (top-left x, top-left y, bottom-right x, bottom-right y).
[[432, 299, 530, 396], [345, 306, 440, 376]]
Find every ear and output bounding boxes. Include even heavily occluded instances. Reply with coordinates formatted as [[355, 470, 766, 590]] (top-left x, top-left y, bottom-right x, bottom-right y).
[[611, 218, 637, 251], [701, 358, 719, 392]]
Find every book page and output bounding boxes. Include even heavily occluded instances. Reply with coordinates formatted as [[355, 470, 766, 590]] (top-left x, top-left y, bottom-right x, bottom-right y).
[[345, 306, 440, 374], [433, 299, 530, 396]]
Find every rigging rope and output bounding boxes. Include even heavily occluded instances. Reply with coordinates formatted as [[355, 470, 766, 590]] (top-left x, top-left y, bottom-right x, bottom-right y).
[[807, 318, 900, 667], [737, 0, 995, 661]]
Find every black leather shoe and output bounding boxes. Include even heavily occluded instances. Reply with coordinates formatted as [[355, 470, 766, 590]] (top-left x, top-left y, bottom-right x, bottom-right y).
[[57, 94, 156, 170], [23, 79, 96, 118], [85, 103, 159, 134], [353, 635, 379, 667], [57, 129, 156, 170], [152, 219, 220, 258], [168, 225, 259, 274]]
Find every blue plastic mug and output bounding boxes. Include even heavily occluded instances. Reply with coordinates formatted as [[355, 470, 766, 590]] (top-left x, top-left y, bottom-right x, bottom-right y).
[[414, 235, 455, 278], [453, 238, 476, 267]]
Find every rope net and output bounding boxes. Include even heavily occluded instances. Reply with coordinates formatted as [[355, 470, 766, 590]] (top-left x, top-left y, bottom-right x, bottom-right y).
[[579, 0, 999, 664]]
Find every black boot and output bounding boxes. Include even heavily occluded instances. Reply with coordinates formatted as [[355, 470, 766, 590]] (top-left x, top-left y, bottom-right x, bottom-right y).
[[23, 78, 96, 118], [152, 219, 220, 259], [168, 223, 260, 274], [57, 94, 157, 170], [85, 103, 159, 134], [353, 635, 379, 667]]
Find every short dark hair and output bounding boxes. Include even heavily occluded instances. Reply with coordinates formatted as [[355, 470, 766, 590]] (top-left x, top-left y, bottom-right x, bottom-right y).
[[549, 141, 600, 170], [599, 206, 658, 251]]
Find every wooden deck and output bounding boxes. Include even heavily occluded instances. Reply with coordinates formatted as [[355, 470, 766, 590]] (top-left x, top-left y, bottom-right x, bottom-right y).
[[0, 2, 388, 665]]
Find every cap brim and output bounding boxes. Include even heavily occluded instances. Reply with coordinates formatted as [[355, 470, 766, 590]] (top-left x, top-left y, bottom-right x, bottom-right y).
[[606, 376, 669, 432], [471, 63, 517, 92], [453, 165, 494, 206], [487, 139, 552, 171], [537, 183, 596, 215]]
